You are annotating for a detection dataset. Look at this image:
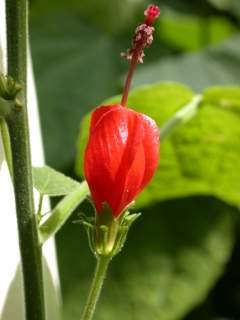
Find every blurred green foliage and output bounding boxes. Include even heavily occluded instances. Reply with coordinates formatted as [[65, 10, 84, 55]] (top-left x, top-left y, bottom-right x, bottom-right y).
[[208, 0, 240, 17], [158, 11, 236, 51], [29, 0, 240, 319]]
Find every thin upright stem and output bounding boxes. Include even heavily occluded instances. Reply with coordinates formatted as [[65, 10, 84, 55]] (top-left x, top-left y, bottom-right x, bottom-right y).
[[5, 1, 45, 319], [80, 256, 111, 320], [121, 54, 138, 106]]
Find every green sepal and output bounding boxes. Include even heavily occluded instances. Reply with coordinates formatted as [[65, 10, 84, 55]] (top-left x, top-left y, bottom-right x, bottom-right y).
[[73, 212, 96, 254], [112, 211, 141, 256], [95, 203, 120, 256]]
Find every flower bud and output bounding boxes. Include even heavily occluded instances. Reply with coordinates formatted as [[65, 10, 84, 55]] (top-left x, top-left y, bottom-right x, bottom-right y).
[[84, 104, 160, 217]]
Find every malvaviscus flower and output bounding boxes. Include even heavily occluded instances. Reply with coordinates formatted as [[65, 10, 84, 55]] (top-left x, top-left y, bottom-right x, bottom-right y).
[[84, 4, 160, 217], [79, 8, 161, 320], [84, 103, 160, 217]]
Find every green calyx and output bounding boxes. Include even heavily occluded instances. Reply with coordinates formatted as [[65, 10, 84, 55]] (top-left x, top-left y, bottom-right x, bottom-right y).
[[75, 204, 141, 258]]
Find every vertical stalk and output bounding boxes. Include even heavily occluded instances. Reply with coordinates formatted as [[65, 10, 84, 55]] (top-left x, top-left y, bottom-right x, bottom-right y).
[[80, 257, 110, 320], [5, 1, 45, 320]]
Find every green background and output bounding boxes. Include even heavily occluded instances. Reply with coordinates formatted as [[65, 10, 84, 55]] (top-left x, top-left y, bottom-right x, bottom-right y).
[[29, 0, 240, 319]]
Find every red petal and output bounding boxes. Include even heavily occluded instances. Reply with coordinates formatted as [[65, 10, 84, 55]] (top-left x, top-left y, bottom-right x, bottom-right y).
[[84, 106, 143, 214], [115, 142, 145, 214], [140, 114, 160, 189], [84, 105, 160, 216], [89, 104, 122, 135], [114, 114, 160, 214], [105, 111, 145, 215]]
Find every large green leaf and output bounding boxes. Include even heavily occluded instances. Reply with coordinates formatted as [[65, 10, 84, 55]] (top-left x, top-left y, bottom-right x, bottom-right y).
[[76, 82, 240, 209], [57, 197, 236, 320], [203, 86, 240, 107]]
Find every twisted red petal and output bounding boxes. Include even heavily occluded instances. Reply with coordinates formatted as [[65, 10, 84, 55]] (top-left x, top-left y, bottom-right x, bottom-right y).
[[84, 104, 160, 216], [140, 113, 160, 187], [89, 104, 121, 134]]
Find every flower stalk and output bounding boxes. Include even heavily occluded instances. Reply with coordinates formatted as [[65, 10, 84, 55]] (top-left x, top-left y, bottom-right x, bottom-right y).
[[80, 256, 111, 320]]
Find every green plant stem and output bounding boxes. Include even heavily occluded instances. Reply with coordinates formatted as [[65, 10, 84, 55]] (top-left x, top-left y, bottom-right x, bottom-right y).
[[5, 1, 45, 319], [39, 181, 89, 244], [80, 256, 111, 320], [0, 118, 13, 176]]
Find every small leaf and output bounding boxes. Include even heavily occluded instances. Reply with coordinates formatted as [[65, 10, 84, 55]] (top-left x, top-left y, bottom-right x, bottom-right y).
[[33, 166, 81, 196]]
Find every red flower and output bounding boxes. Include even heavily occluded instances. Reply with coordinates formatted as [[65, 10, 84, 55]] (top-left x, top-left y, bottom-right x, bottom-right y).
[[84, 104, 160, 217]]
